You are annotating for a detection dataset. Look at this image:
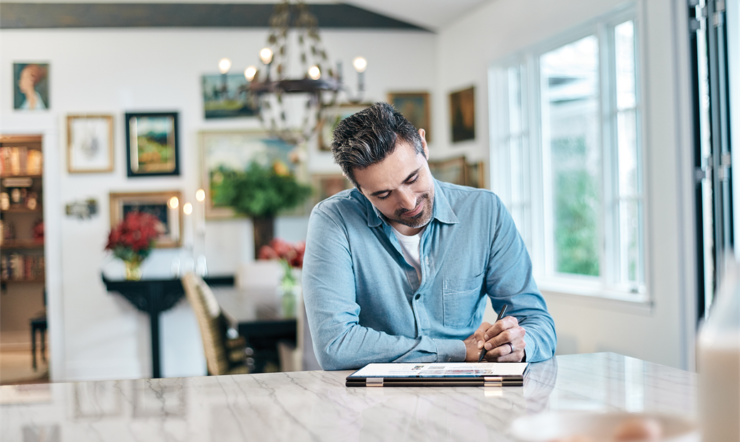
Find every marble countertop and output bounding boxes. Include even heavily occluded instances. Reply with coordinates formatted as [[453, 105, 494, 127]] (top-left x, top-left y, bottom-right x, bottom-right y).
[[0, 353, 696, 442]]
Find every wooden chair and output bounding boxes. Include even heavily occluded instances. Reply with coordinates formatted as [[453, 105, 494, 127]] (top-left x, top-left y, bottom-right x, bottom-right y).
[[182, 273, 249, 376]]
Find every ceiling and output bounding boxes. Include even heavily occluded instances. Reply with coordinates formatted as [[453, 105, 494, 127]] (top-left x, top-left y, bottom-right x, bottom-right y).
[[0, 0, 492, 31], [345, 0, 491, 31]]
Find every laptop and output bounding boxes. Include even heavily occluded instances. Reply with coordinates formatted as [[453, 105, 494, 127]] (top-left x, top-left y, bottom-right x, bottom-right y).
[[346, 362, 529, 387]]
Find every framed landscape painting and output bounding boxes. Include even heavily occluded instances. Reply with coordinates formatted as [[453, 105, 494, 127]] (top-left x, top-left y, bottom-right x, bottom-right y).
[[449, 86, 476, 143], [311, 173, 353, 205], [199, 130, 299, 218], [67, 114, 114, 173], [428, 156, 466, 186], [125, 112, 179, 177], [465, 161, 485, 188], [109, 191, 182, 248], [202, 73, 258, 119], [317, 103, 371, 151], [388, 92, 431, 142]]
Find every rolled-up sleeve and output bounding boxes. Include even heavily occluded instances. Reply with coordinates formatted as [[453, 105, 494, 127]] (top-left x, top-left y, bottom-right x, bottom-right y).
[[485, 196, 557, 362]]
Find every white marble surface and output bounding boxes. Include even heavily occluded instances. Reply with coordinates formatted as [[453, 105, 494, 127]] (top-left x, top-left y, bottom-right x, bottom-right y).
[[0, 353, 696, 442]]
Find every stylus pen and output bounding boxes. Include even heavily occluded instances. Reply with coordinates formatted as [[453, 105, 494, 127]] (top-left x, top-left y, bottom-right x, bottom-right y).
[[478, 304, 508, 362]]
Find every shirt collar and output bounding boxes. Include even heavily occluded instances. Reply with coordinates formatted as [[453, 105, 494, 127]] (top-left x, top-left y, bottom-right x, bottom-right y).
[[365, 179, 459, 227]]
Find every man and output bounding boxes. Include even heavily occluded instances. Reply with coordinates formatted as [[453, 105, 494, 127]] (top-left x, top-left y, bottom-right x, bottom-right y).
[[303, 103, 556, 370]]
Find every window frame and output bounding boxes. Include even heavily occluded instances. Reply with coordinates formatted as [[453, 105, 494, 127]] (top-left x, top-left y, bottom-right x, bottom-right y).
[[488, 4, 650, 303]]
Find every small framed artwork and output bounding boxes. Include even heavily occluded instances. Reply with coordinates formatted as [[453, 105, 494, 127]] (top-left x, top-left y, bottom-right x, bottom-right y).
[[13, 63, 49, 111], [428, 156, 467, 186], [67, 115, 114, 173], [125, 112, 179, 177], [387, 92, 431, 142], [202, 73, 259, 119], [465, 161, 486, 188], [449, 86, 476, 143], [200, 130, 301, 218], [317, 103, 372, 151], [109, 191, 182, 248], [311, 173, 353, 205]]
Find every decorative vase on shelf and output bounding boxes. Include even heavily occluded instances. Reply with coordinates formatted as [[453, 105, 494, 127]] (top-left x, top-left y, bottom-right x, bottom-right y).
[[124, 259, 143, 281], [105, 212, 162, 282]]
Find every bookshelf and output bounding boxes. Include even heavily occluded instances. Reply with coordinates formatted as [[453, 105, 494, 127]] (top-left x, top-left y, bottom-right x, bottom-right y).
[[0, 135, 45, 284]]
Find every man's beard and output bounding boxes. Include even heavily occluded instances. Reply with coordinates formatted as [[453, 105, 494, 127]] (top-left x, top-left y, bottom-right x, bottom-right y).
[[390, 193, 434, 229]]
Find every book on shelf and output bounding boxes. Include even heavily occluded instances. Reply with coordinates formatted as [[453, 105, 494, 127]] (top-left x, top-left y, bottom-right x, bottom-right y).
[[0, 147, 43, 176], [1, 253, 45, 281]]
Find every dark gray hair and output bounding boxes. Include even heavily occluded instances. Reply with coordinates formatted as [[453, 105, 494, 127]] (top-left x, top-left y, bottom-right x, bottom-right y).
[[331, 102, 424, 187]]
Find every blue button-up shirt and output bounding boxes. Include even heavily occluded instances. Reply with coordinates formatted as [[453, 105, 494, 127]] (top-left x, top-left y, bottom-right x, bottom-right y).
[[303, 179, 556, 370]]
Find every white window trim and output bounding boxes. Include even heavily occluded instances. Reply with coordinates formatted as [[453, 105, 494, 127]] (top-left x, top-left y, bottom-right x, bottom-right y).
[[489, 3, 651, 305]]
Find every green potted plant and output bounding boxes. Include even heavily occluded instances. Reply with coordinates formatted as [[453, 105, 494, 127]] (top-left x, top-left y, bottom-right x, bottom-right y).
[[211, 160, 312, 258]]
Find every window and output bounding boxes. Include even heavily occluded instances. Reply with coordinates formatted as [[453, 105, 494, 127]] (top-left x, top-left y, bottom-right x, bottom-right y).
[[490, 7, 644, 298]]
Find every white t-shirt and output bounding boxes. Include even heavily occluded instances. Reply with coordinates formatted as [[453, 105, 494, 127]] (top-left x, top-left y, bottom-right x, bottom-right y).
[[391, 225, 425, 282]]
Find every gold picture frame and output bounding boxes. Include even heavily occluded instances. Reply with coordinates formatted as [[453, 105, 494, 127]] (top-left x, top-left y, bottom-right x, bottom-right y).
[[311, 173, 353, 205], [428, 156, 467, 186], [387, 92, 431, 142], [109, 191, 182, 248], [465, 161, 486, 188], [67, 114, 114, 173], [317, 103, 372, 151]]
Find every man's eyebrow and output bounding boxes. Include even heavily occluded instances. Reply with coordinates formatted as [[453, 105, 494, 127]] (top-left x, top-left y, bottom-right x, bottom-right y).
[[369, 167, 422, 197]]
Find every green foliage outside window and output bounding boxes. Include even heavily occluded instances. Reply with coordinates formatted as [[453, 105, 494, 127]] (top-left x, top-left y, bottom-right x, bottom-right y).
[[552, 136, 600, 277]]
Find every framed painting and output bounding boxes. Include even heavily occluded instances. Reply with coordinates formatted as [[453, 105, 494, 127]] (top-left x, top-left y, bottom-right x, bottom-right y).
[[465, 161, 486, 188], [449, 86, 476, 143], [109, 191, 182, 248], [125, 112, 179, 177], [428, 156, 467, 186], [317, 103, 371, 151], [13, 63, 49, 111], [67, 114, 114, 173], [202, 73, 259, 119], [311, 173, 353, 205], [199, 130, 300, 218], [387, 92, 431, 142]]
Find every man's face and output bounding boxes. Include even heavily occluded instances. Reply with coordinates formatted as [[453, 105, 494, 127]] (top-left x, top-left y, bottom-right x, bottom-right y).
[[353, 131, 434, 235]]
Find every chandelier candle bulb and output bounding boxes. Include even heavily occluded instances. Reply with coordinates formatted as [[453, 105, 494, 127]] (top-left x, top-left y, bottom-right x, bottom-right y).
[[218, 58, 231, 74], [353, 57, 367, 72], [308, 65, 321, 80], [168, 196, 179, 209], [260, 48, 273, 65], [245, 66, 257, 81]]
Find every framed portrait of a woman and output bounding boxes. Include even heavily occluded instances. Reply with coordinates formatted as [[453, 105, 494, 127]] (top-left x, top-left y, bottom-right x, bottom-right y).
[[13, 63, 49, 111]]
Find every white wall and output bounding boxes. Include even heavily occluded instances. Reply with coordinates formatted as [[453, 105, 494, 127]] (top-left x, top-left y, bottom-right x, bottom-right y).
[[0, 28, 437, 381], [435, 0, 696, 369]]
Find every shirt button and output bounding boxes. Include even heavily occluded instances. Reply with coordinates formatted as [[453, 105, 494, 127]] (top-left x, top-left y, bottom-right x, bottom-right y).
[[415, 294, 421, 300]]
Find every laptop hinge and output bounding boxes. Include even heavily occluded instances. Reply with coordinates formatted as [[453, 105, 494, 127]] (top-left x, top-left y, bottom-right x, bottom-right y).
[[366, 377, 384, 387], [484, 376, 503, 387]]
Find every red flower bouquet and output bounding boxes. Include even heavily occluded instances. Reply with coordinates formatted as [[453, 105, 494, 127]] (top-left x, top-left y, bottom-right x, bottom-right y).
[[105, 212, 163, 278], [259, 238, 305, 288]]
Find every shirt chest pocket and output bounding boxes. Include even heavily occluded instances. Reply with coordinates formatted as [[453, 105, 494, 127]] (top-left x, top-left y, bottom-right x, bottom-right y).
[[442, 273, 484, 328]]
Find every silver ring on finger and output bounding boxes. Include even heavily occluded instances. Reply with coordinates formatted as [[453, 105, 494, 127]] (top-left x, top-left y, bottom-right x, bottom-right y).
[[508, 342, 514, 354]]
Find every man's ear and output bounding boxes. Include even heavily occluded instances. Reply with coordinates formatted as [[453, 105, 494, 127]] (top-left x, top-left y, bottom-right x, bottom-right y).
[[418, 128, 429, 159]]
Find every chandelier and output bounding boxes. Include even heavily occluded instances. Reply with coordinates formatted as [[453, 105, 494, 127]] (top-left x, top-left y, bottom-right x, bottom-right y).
[[218, 0, 367, 145]]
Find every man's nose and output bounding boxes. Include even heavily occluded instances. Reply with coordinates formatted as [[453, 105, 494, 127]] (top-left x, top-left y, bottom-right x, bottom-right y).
[[397, 187, 416, 209]]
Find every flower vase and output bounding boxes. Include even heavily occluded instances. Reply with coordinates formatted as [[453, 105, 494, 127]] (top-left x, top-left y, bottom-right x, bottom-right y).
[[124, 259, 143, 280], [279, 283, 300, 318]]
